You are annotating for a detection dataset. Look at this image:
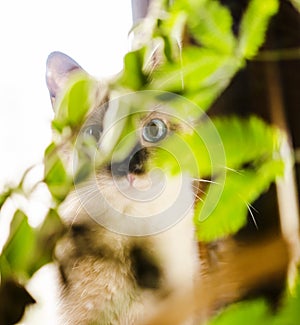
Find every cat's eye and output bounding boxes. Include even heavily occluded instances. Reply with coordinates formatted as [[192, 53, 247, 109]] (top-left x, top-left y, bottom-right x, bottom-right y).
[[142, 118, 168, 143], [83, 124, 102, 142]]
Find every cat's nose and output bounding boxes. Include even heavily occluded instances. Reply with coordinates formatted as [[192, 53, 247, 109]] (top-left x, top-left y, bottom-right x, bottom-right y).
[[108, 145, 148, 177]]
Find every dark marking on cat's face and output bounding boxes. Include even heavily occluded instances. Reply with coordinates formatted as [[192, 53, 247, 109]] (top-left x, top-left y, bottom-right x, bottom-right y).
[[130, 246, 161, 289], [58, 263, 69, 287], [71, 223, 90, 237]]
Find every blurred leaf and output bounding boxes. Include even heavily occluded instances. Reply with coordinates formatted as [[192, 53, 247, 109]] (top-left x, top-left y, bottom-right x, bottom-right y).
[[153, 126, 214, 177], [117, 49, 148, 90], [67, 77, 93, 126], [31, 209, 65, 274], [0, 188, 12, 209], [158, 11, 187, 62], [154, 116, 282, 178], [0, 209, 65, 282], [195, 159, 284, 241], [193, 116, 284, 240], [74, 161, 93, 184], [209, 116, 282, 169], [44, 142, 72, 202], [237, 0, 279, 59], [208, 276, 300, 325], [272, 276, 300, 325], [0, 211, 36, 280], [208, 299, 271, 325], [53, 74, 94, 131], [186, 0, 236, 54], [0, 278, 35, 325], [150, 47, 240, 94]]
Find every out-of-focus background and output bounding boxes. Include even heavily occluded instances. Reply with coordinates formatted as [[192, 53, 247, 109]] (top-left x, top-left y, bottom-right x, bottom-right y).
[[0, 0, 132, 190]]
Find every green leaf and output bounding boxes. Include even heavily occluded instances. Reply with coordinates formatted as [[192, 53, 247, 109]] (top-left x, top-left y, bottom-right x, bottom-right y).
[[208, 299, 271, 325], [158, 12, 187, 62], [118, 49, 148, 90], [53, 73, 95, 131], [210, 116, 282, 169], [0, 188, 12, 209], [149, 46, 242, 109], [30, 209, 65, 274], [193, 117, 284, 241], [272, 276, 300, 325], [154, 116, 282, 176], [68, 78, 92, 125], [195, 159, 284, 241], [208, 275, 300, 325], [153, 122, 224, 178], [0, 211, 36, 280], [0, 209, 65, 281], [237, 0, 279, 59], [186, 0, 236, 54], [44, 142, 72, 202]]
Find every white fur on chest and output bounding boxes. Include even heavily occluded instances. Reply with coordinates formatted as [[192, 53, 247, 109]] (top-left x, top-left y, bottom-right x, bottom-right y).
[[57, 174, 199, 324]]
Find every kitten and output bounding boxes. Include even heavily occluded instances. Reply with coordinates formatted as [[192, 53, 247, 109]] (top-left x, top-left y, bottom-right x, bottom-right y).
[[46, 51, 200, 325]]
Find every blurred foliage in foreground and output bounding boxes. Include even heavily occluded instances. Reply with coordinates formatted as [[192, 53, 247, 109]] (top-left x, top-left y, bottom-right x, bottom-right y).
[[209, 277, 300, 325], [0, 0, 299, 324]]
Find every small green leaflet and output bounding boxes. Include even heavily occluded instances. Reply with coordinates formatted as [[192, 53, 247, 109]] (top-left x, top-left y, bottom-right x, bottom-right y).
[[117, 49, 148, 90], [0, 209, 64, 281], [52, 73, 95, 132], [0, 211, 35, 281], [186, 0, 237, 54], [237, 0, 279, 59], [44, 142, 72, 202]]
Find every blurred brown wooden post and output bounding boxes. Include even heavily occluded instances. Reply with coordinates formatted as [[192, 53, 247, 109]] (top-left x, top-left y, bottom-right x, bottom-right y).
[[265, 61, 300, 287]]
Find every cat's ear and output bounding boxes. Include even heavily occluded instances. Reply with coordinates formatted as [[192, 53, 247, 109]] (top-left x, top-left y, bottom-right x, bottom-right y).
[[46, 51, 84, 107]]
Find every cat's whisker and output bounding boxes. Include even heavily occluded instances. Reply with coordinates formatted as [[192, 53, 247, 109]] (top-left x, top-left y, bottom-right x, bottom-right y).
[[244, 199, 259, 230], [67, 196, 87, 227], [193, 192, 204, 203], [247, 202, 259, 214], [192, 177, 220, 185], [69, 186, 108, 227], [223, 166, 242, 175], [191, 184, 206, 196]]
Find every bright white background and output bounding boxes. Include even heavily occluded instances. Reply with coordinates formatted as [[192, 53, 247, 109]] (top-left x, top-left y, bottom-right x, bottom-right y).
[[0, 0, 132, 189]]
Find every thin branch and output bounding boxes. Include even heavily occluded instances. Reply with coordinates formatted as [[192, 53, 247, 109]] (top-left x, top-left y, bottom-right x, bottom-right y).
[[254, 47, 300, 61]]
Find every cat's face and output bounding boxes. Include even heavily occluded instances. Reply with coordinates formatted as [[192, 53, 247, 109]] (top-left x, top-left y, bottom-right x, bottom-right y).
[[46, 52, 195, 236]]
